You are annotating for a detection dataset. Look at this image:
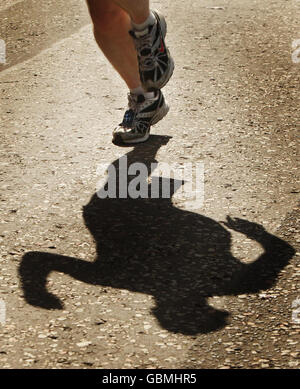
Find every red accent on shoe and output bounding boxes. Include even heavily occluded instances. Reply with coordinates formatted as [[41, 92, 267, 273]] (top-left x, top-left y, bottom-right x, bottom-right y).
[[159, 38, 165, 53]]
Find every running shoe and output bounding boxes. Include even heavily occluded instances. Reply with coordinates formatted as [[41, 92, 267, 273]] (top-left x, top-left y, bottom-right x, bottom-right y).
[[130, 10, 174, 91], [112, 90, 169, 144]]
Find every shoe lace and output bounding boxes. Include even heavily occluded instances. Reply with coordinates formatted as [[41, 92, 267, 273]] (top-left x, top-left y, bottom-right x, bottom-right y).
[[119, 93, 150, 134], [119, 93, 139, 129]]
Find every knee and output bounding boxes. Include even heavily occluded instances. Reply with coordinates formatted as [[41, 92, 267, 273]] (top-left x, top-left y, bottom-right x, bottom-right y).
[[87, 0, 127, 35]]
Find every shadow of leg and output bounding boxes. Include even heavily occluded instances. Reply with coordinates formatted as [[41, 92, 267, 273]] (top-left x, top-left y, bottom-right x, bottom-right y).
[[19, 251, 94, 309], [20, 252, 65, 309]]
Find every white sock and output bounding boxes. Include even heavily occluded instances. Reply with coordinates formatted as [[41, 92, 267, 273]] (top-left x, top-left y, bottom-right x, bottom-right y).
[[130, 87, 156, 100], [131, 11, 156, 35], [144, 91, 156, 100]]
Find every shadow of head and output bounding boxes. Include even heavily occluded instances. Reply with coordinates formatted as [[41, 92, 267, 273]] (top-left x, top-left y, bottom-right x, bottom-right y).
[[152, 300, 230, 335]]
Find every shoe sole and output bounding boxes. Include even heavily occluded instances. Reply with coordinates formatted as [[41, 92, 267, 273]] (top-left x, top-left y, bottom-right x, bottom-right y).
[[113, 102, 170, 145], [142, 10, 175, 92]]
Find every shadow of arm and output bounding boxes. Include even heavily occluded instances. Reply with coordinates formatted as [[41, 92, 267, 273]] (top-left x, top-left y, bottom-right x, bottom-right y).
[[223, 217, 296, 294]]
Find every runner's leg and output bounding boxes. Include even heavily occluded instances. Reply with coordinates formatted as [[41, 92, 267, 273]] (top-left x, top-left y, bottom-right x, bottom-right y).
[[87, 0, 172, 144], [111, 0, 150, 24], [86, 0, 141, 89]]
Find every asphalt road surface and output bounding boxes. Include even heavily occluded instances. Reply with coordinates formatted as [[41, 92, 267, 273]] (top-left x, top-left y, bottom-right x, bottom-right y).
[[0, 0, 299, 369]]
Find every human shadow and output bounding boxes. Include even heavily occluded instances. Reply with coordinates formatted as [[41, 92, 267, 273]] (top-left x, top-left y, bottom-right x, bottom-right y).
[[19, 135, 295, 335]]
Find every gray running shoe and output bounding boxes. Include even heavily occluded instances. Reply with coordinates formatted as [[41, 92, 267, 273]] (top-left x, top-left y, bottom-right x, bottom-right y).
[[112, 90, 169, 144], [130, 10, 175, 91]]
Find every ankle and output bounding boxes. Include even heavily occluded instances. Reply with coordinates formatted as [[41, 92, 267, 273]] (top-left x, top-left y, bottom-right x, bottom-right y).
[[131, 11, 156, 31], [130, 86, 145, 96]]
